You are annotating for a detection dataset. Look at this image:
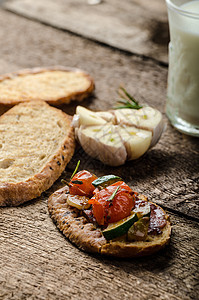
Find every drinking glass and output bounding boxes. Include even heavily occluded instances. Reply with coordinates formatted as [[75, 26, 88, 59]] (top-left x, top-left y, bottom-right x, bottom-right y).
[[165, 0, 199, 136]]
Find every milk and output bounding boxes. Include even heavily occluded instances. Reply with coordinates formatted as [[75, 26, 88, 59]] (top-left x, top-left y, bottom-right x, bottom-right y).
[[166, 0, 199, 135]]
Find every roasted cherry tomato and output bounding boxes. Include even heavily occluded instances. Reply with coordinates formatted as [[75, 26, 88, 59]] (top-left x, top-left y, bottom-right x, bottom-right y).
[[88, 181, 135, 225], [69, 170, 97, 197]]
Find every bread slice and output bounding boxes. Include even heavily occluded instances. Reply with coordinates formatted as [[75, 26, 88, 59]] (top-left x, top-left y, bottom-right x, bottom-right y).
[[48, 185, 171, 258], [0, 66, 94, 106], [0, 101, 75, 206]]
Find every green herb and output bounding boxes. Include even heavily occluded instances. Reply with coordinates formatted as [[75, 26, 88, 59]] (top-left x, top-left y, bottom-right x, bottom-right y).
[[92, 175, 122, 188], [71, 180, 83, 185], [114, 86, 142, 110], [107, 186, 120, 202], [71, 160, 80, 179]]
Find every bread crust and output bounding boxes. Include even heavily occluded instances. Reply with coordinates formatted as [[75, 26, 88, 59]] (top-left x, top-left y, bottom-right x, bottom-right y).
[[0, 66, 94, 106], [48, 185, 171, 257], [0, 101, 76, 206]]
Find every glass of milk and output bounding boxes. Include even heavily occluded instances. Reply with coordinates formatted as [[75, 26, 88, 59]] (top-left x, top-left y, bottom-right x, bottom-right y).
[[165, 0, 199, 137]]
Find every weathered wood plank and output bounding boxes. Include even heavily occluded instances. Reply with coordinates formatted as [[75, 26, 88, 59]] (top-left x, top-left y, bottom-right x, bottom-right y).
[[69, 134, 199, 221], [0, 194, 198, 300], [0, 9, 198, 220], [3, 0, 169, 63], [0, 8, 198, 300]]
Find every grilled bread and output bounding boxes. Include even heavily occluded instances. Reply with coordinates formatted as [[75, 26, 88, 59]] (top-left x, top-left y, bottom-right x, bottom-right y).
[[0, 66, 94, 106], [0, 101, 75, 206], [48, 185, 171, 258]]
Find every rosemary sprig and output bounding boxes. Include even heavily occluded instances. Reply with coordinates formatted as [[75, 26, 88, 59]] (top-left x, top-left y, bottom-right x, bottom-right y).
[[107, 186, 120, 202], [114, 86, 142, 110], [71, 180, 83, 185], [70, 160, 80, 179]]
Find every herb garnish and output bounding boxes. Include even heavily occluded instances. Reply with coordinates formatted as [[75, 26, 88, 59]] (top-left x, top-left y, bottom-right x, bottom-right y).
[[114, 86, 142, 110], [107, 186, 120, 202], [71, 160, 80, 179], [61, 160, 81, 186], [92, 175, 122, 188], [71, 180, 83, 185]]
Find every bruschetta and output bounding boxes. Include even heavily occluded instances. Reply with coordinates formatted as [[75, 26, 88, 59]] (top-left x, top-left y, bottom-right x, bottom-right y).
[[48, 168, 171, 257]]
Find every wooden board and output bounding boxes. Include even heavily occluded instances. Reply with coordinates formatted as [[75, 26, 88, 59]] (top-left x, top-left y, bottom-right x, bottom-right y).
[[0, 9, 198, 220], [0, 8, 198, 300], [3, 0, 169, 64], [0, 192, 198, 300]]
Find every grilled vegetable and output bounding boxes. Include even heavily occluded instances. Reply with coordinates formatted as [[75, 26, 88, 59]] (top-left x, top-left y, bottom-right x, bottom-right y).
[[69, 170, 97, 197], [77, 124, 127, 166], [117, 126, 152, 160], [127, 217, 150, 241], [72, 102, 165, 166], [133, 201, 151, 219], [88, 181, 135, 225], [102, 212, 138, 240], [74, 106, 107, 126], [67, 194, 90, 210], [114, 106, 165, 148]]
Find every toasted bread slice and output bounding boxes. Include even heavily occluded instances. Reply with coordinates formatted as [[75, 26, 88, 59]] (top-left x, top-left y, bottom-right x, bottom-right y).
[[0, 66, 94, 106], [0, 101, 75, 206], [48, 185, 171, 258]]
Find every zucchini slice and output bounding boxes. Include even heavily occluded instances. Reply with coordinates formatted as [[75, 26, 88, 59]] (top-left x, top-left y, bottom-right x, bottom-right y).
[[102, 213, 138, 240]]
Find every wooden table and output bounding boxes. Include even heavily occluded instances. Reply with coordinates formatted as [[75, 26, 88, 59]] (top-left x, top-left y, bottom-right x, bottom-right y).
[[0, 1, 198, 299]]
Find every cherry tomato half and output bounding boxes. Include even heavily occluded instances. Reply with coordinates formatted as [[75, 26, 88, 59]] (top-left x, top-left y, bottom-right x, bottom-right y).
[[69, 170, 97, 197], [88, 181, 135, 225]]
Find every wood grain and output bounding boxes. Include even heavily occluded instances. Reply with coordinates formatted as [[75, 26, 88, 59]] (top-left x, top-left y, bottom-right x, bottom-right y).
[[3, 0, 169, 63], [0, 194, 198, 300], [0, 8, 198, 218], [0, 8, 198, 299], [69, 131, 199, 221]]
